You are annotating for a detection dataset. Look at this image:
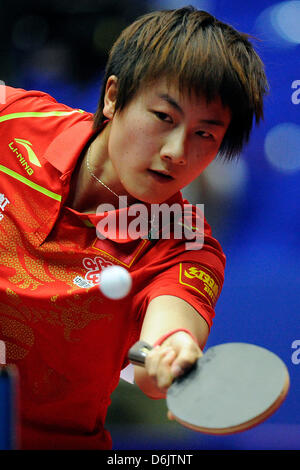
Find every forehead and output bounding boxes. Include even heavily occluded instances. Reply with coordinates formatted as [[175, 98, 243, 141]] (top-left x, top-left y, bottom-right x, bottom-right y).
[[135, 77, 231, 122]]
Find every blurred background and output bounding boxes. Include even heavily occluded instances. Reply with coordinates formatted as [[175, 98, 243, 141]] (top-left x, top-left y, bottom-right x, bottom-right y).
[[1, 0, 299, 450]]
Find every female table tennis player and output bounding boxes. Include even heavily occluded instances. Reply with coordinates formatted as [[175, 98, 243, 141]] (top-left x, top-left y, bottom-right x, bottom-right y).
[[0, 7, 268, 449]]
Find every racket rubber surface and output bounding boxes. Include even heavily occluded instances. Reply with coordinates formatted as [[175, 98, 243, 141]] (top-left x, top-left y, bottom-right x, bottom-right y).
[[166, 342, 289, 435]]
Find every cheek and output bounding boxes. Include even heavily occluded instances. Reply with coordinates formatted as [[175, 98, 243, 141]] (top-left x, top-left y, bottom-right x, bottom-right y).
[[126, 112, 158, 143], [185, 149, 216, 182], [113, 119, 159, 163], [108, 120, 134, 164], [191, 145, 216, 167]]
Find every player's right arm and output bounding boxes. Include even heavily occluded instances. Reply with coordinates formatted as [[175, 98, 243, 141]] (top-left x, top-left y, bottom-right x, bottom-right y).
[[134, 294, 208, 399]]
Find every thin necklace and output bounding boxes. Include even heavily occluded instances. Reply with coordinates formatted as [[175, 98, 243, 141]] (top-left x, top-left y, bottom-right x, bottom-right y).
[[86, 144, 120, 199], [85, 143, 158, 241]]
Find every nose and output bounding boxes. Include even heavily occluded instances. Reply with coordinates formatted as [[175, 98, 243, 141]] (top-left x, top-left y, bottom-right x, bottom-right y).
[[160, 127, 187, 165]]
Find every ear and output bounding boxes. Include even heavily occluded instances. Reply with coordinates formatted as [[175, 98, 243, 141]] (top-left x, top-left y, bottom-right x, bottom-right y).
[[103, 75, 118, 119]]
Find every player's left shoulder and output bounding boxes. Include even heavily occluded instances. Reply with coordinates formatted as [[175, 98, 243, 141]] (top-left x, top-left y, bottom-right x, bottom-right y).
[[165, 196, 223, 258]]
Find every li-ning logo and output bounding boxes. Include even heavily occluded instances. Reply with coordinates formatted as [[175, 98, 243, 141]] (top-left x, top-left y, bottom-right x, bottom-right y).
[[8, 138, 41, 175]]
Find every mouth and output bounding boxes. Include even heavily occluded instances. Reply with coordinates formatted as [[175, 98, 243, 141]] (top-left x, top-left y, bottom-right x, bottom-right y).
[[147, 169, 174, 183]]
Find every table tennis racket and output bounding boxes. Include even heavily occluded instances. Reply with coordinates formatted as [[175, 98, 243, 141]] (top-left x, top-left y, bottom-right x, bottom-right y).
[[128, 341, 290, 435]]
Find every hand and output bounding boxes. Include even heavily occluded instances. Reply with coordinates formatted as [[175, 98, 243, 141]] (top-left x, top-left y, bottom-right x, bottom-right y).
[[144, 331, 203, 397]]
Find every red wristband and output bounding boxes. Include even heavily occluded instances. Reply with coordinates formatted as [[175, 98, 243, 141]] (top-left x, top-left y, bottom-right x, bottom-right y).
[[153, 328, 198, 347]]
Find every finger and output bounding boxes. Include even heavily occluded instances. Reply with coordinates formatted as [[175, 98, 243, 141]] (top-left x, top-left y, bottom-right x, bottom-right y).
[[156, 348, 177, 389], [170, 346, 202, 378], [145, 346, 175, 386]]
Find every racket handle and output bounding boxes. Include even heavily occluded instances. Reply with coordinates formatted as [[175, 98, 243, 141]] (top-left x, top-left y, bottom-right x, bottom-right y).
[[128, 340, 153, 367]]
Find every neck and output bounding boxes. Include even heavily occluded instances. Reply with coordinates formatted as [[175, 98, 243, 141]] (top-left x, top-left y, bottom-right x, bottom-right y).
[[65, 124, 134, 213]]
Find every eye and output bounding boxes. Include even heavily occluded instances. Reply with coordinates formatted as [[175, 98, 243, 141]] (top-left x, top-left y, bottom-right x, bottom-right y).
[[196, 130, 213, 139], [153, 111, 173, 123]]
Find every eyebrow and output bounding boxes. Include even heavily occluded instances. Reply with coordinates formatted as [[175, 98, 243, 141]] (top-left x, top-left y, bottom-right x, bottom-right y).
[[157, 93, 227, 127]]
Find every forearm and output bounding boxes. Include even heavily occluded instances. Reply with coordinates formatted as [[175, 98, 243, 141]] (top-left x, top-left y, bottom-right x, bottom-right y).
[[138, 295, 209, 348], [133, 295, 210, 399]]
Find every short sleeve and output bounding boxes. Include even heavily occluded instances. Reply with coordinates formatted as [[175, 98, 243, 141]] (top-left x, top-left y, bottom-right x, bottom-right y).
[[131, 230, 226, 330]]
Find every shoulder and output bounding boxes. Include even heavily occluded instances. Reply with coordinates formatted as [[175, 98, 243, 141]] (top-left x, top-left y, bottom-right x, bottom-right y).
[[1, 85, 58, 111], [0, 85, 92, 167], [155, 194, 226, 269], [0, 85, 89, 125]]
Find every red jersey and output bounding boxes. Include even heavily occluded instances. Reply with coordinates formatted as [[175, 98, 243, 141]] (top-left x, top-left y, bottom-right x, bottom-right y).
[[0, 86, 226, 449]]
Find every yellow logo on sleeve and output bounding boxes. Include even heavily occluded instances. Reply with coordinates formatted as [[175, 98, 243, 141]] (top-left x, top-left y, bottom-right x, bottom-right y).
[[179, 263, 221, 307]]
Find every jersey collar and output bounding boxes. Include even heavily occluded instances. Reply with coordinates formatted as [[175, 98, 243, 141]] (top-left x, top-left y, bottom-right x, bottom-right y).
[[38, 118, 186, 246], [66, 191, 185, 244], [43, 118, 98, 175], [35, 117, 100, 245]]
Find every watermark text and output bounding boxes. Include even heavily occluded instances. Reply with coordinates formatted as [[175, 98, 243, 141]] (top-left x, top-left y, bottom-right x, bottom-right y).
[[95, 196, 204, 250], [291, 80, 300, 104], [291, 339, 300, 364]]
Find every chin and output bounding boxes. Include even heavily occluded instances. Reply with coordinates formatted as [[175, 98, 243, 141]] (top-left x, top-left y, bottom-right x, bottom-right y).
[[135, 193, 172, 205], [125, 183, 177, 205]]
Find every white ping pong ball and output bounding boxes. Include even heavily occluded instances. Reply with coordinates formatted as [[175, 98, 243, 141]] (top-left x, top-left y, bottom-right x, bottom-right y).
[[99, 265, 132, 300]]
